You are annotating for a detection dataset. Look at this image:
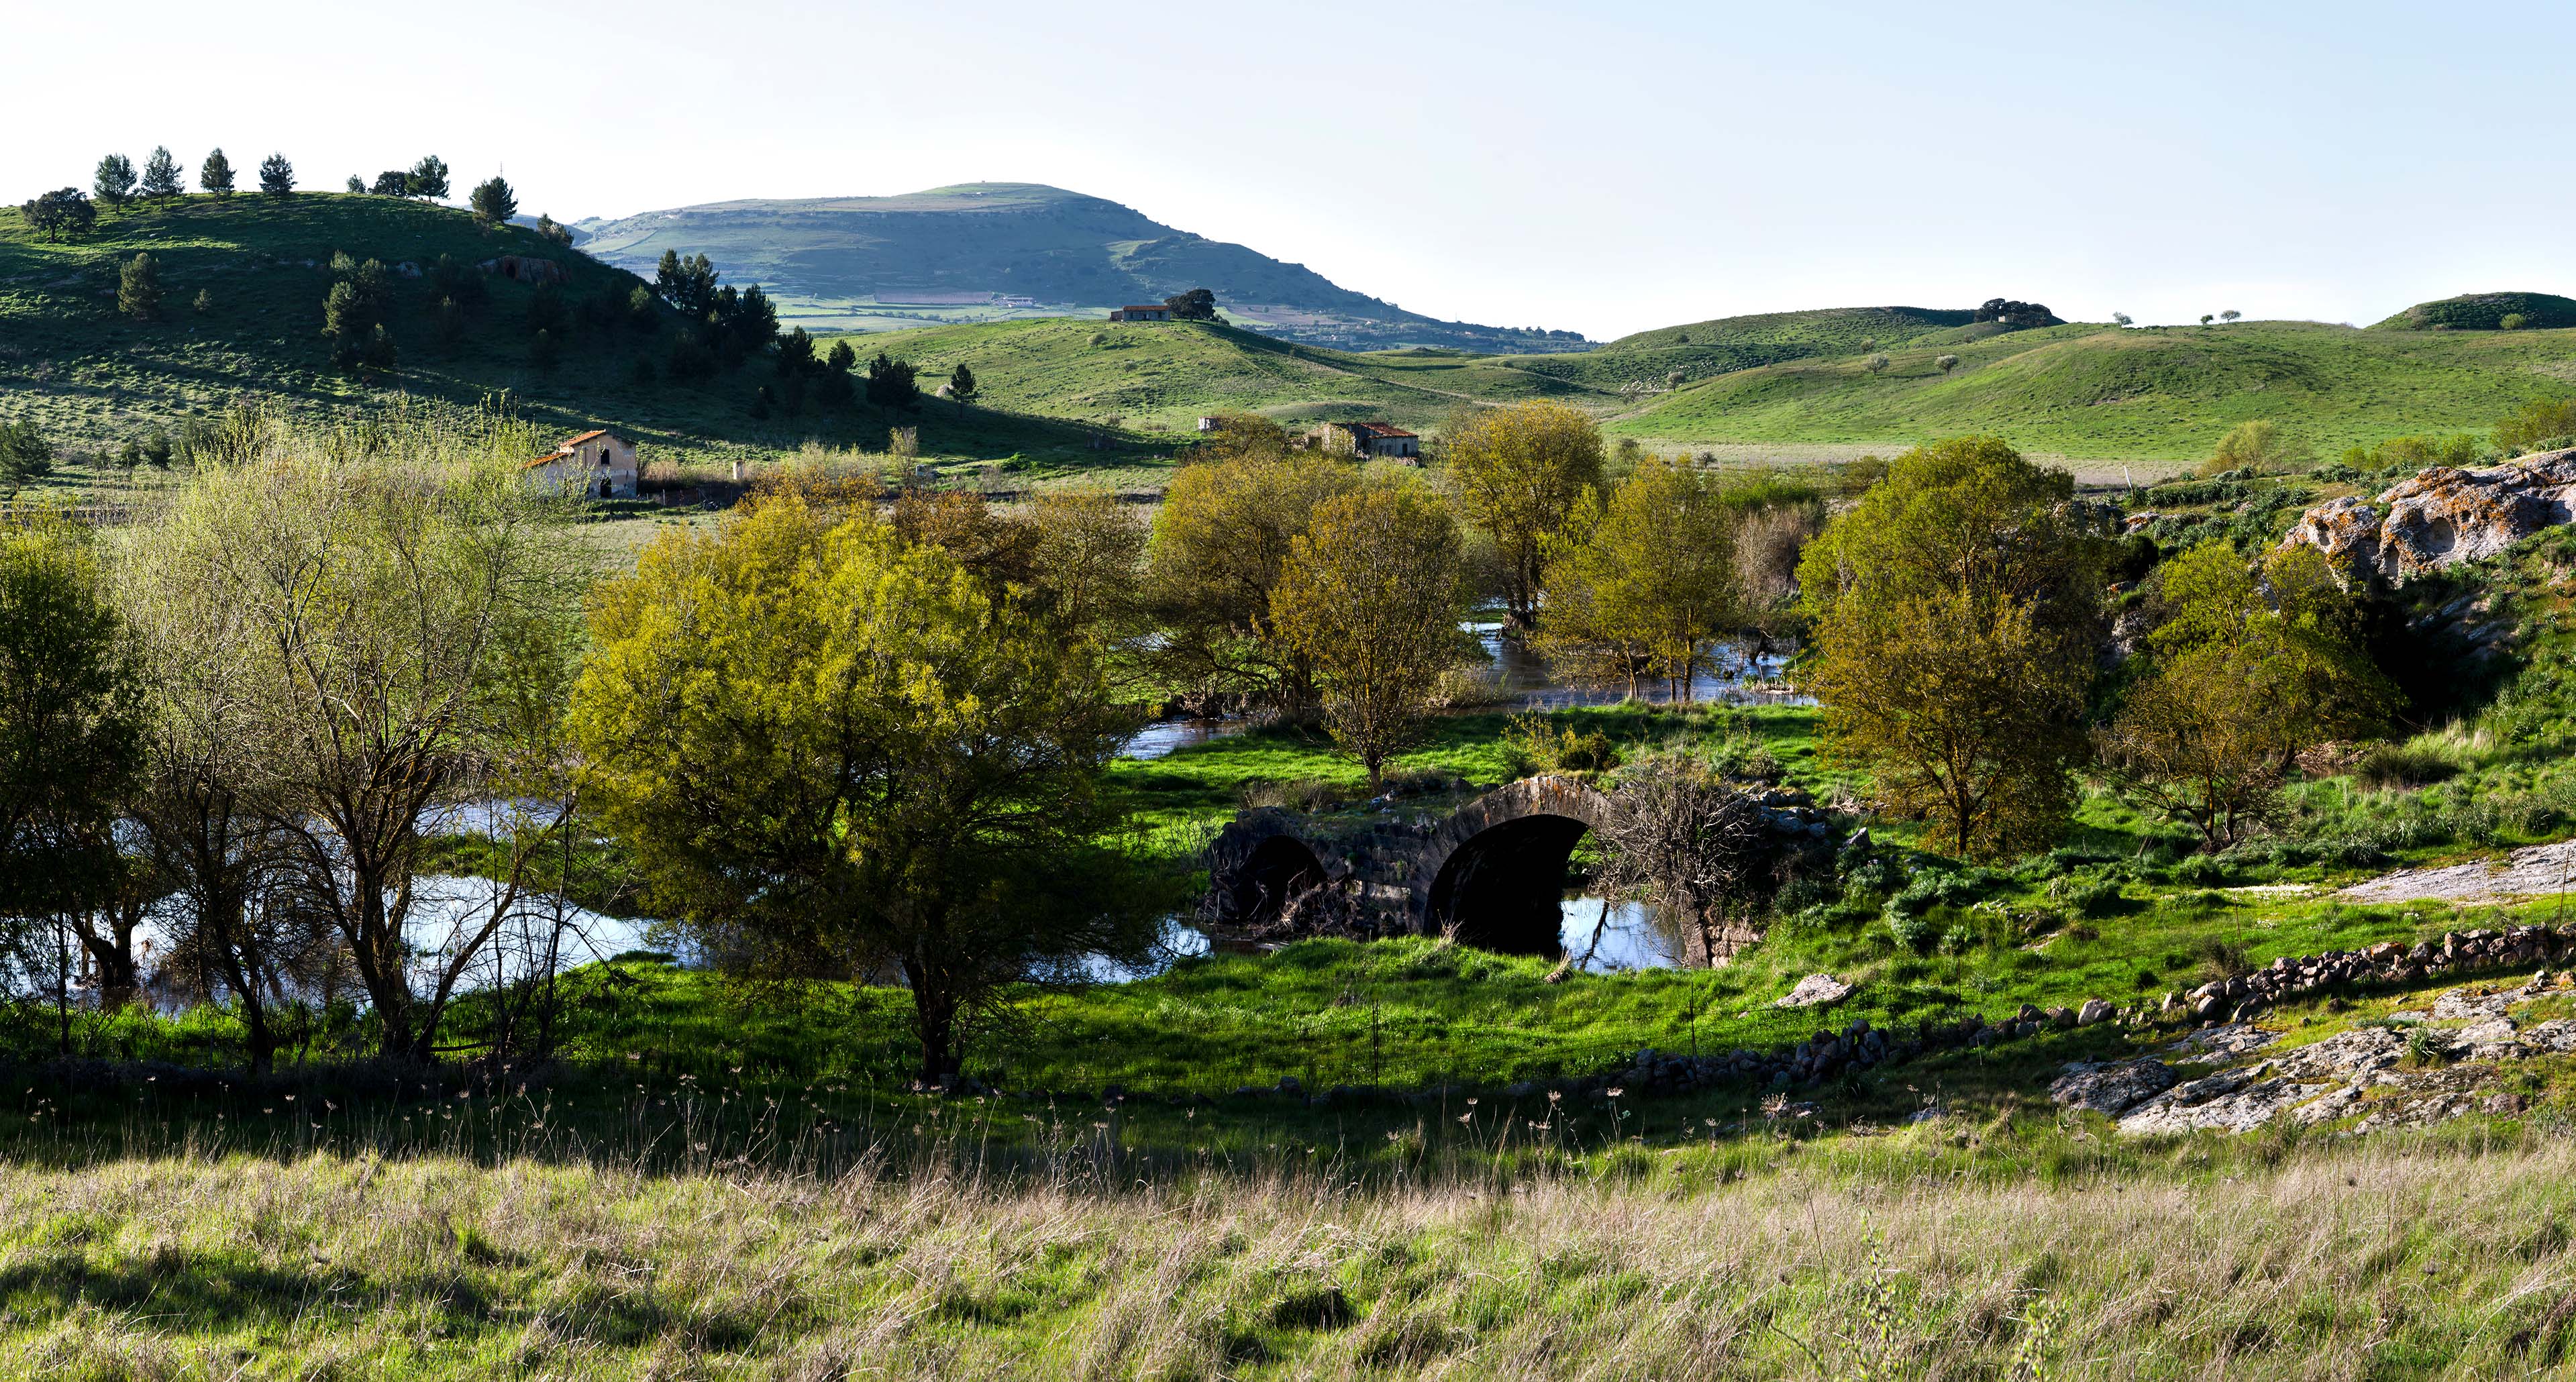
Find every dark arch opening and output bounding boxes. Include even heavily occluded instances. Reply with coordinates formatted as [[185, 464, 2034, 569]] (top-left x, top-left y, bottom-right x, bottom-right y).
[[1426, 814, 1590, 954], [1232, 835, 1327, 922]]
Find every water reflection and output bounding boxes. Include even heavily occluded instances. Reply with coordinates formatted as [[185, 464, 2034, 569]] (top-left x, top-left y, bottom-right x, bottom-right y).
[[1555, 894, 1688, 973]]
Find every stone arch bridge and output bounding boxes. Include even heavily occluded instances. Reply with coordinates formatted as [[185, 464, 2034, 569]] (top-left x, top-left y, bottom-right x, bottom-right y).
[[1204, 776, 1839, 961]]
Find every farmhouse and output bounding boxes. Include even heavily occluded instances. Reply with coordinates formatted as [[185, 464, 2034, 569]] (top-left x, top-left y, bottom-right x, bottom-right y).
[[521, 429, 637, 498], [1109, 304, 1172, 322], [1315, 421, 1421, 460]]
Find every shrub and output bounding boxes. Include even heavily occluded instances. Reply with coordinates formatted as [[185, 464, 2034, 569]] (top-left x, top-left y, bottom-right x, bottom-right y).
[[2174, 855, 2232, 887], [2048, 872, 2124, 918], [1888, 910, 1939, 954], [2353, 742, 2460, 791], [1242, 778, 1343, 812], [1500, 712, 1619, 778], [2495, 396, 2576, 456]]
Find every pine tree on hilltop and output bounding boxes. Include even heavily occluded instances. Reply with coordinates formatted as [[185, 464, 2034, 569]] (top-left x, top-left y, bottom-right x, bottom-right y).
[[139, 146, 183, 201], [93, 154, 136, 207], [345, 175, 366, 194], [259, 153, 295, 196], [469, 175, 516, 226], [407, 155, 450, 201], [199, 149, 236, 197]]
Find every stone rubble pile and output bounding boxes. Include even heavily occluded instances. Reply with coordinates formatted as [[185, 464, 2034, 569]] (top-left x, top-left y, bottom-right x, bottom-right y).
[[2166, 924, 2571, 1022]]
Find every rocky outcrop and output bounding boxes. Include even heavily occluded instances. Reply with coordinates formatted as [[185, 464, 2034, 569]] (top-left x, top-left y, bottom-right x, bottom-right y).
[[1775, 973, 1851, 1008], [2282, 449, 2576, 583]]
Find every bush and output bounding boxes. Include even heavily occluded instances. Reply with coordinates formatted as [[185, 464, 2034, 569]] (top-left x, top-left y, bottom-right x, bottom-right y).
[[1500, 712, 1620, 778], [1888, 910, 1939, 954], [2495, 396, 2576, 456], [2353, 743, 2460, 791], [2048, 872, 2125, 918], [2174, 855, 2232, 887]]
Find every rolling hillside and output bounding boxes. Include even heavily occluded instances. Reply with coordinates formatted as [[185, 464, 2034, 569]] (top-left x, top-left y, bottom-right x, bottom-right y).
[[576, 183, 1585, 352], [1514, 305, 1983, 391], [845, 317, 1600, 434], [1612, 318, 2576, 460], [0, 193, 1131, 474]]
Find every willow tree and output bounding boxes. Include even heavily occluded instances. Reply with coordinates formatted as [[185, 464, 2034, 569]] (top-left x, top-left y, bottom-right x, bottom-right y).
[[2100, 542, 2392, 850], [1537, 458, 1740, 699], [572, 493, 1161, 1080], [1798, 435, 2107, 857], [0, 519, 142, 924], [1272, 480, 1468, 790], [140, 427, 592, 1061], [1442, 401, 1604, 628]]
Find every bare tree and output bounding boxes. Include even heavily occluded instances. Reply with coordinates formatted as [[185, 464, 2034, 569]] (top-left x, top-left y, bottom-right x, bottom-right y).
[[1590, 754, 1777, 965]]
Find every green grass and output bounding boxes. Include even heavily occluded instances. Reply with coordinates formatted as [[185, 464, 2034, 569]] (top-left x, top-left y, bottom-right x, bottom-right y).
[[0, 192, 1160, 478], [1615, 318, 2576, 461], [832, 316, 1599, 435]]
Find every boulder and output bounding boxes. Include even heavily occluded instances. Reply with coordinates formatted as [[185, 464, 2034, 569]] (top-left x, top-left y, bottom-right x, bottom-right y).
[[1775, 973, 1853, 1009], [2049, 1059, 2177, 1115], [2077, 998, 2116, 1026], [2282, 449, 2576, 584]]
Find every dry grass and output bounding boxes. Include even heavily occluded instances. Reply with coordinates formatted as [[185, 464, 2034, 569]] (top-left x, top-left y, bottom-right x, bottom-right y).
[[8, 1126, 2576, 1377]]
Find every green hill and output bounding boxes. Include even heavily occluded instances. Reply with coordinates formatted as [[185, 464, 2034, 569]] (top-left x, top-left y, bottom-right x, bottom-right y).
[[2373, 291, 2576, 332], [1510, 306, 1983, 392], [1613, 319, 2576, 460], [843, 317, 1602, 435], [574, 183, 1586, 352], [0, 192, 1129, 476]]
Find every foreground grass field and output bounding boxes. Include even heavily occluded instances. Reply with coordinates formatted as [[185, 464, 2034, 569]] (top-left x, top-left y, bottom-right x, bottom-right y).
[[13, 1117, 2576, 1376]]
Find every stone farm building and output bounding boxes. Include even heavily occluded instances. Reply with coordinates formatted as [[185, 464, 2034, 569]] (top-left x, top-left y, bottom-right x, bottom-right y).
[[1109, 304, 1172, 322], [521, 429, 637, 498], [1315, 421, 1421, 460]]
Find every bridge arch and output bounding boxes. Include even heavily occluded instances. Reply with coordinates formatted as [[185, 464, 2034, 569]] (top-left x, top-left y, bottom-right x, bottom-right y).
[[1414, 777, 1620, 952], [1202, 809, 1339, 924]]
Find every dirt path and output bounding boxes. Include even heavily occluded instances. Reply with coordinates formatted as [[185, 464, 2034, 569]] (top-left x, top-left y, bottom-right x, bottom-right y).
[[2339, 839, 2576, 906]]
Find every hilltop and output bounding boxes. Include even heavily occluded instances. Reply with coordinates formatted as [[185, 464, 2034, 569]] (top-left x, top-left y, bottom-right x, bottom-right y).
[[576, 182, 1584, 352], [1514, 305, 1981, 391], [2373, 290, 2576, 332], [0, 192, 1133, 475]]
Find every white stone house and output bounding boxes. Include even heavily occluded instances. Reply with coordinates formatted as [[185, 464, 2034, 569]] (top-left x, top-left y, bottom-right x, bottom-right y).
[[521, 429, 637, 499]]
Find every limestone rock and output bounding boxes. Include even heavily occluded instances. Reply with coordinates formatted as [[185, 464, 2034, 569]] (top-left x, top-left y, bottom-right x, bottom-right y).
[[2049, 1059, 2177, 1115], [2283, 449, 2576, 584], [2077, 998, 2115, 1026], [1775, 973, 1852, 1009]]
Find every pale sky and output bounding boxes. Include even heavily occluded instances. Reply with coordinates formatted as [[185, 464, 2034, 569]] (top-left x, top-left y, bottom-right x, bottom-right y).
[[5, 0, 2569, 340]]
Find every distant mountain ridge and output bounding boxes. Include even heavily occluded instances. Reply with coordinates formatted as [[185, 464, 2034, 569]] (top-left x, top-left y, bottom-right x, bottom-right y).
[[573, 183, 1586, 353]]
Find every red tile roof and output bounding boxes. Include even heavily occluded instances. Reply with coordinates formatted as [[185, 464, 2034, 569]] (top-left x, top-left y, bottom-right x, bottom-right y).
[[561, 429, 610, 446]]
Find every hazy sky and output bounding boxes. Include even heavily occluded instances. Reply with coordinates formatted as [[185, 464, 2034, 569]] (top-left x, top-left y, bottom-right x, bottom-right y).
[[5, 1, 2568, 339]]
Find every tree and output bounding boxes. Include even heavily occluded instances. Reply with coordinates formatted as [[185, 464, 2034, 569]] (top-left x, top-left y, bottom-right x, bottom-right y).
[[657, 250, 719, 315], [407, 154, 450, 200], [117, 252, 162, 321], [191, 289, 212, 315], [1538, 458, 1740, 700], [864, 351, 921, 412], [570, 493, 1160, 1079], [1796, 435, 2107, 857], [2502, 313, 2531, 331], [1863, 352, 1892, 376], [19, 189, 95, 242], [364, 170, 406, 197], [528, 327, 557, 374], [1935, 353, 1961, 378], [1143, 449, 1359, 713], [625, 284, 660, 333], [1164, 287, 1218, 321], [258, 152, 294, 196], [2112, 312, 2134, 327], [1442, 401, 1604, 629], [1272, 481, 1469, 789], [2100, 543, 2393, 850], [145, 439, 590, 1062], [431, 296, 466, 356], [2203, 419, 2310, 476], [0, 421, 54, 496], [469, 175, 516, 225], [0, 519, 144, 924], [199, 148, 235, 197], [93, 154, 136, 207], [2200, 314, 2214, 327], [533, 212, 572, 246], [2498, 397, 2576, 456], [947, 362, 978, 411], [2220, 309, 2242, 324], [139, 146, 183, 201], [345, 175, 366, 195], [1029, 490, 1146, 639]]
